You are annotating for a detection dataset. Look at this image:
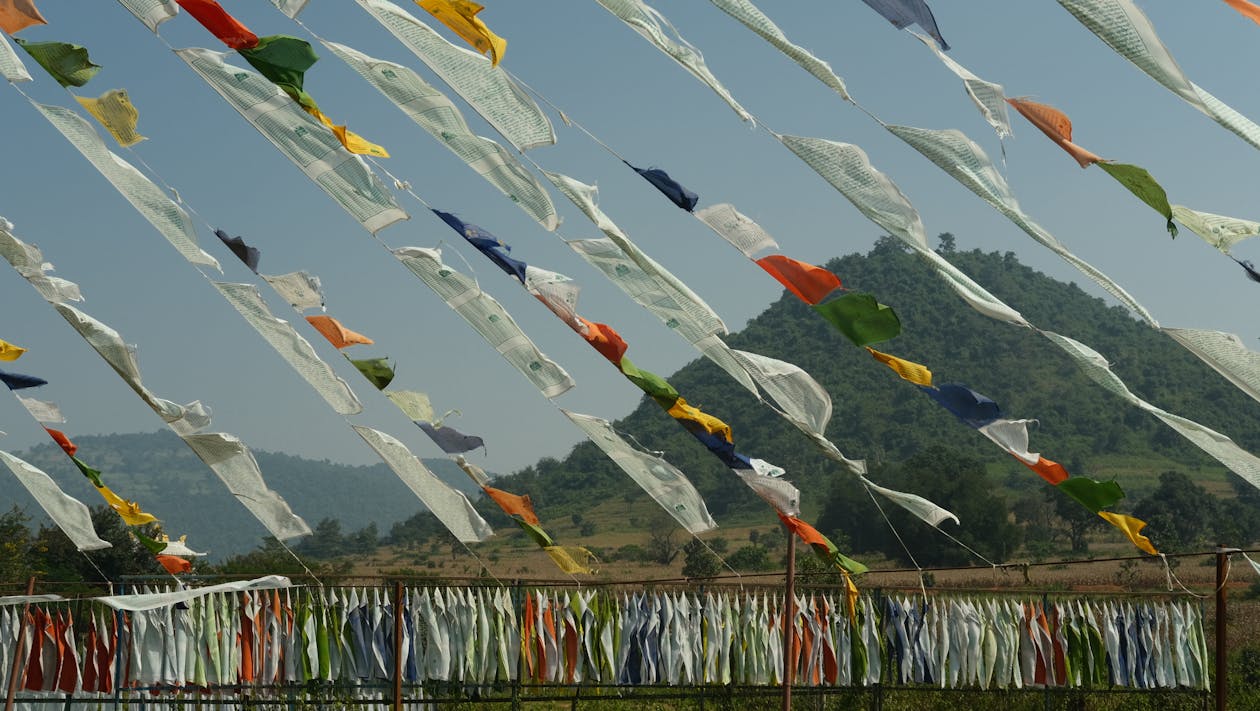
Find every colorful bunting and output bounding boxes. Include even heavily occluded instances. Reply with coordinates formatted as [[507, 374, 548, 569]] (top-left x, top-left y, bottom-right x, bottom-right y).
[[14, 38, 100, 87], [305, 315, 374, 349], [1005, 98, 1101, 168], [0, 338, 26, 361], [175, 0, 260, 49], [0, 0, 45, 35], [754, 255, 842, 305], [1096, 162, 1177, 237], [74, 90, 146, 147], [417, 0, 506, 66], [350, 357, 395, 390], [625, 162, 699, 212], [859, 0, 949, 50], [214, 229, 261, 272], [812, 293, 901, 347]]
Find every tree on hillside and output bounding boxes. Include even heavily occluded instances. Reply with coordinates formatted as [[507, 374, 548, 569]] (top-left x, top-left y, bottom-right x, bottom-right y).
[[0, 507, 34, 583], [818, 446, 1022, 566]]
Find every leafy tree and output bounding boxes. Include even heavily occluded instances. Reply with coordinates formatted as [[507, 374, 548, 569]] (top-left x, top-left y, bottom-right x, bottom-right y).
[[936, 232, 956, 254], [680, 539, 721, 578], [0, 507, 34, 584], [726, 545, 774, 572]]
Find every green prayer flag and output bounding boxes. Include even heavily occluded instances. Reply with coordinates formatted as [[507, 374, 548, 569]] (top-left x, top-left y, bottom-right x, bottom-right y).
[[617, 356, 679, 404], [71, 456, 104, 487], [350, 357, 395, 390], [812, 292, 901, 347], [133, 530, 168, 554], [237, 35, 319, 108], [1097, 162, 1178, 237], [15, 38, 101, 88], [515, 519, 555, 548], [1057, 476, 1125, 513]]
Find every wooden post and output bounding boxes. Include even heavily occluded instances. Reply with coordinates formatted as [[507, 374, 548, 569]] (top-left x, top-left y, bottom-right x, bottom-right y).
[[782, 526, 796, 711], [1216, 546, 1229, 711], [393, 581, 405, 711], [4, 577, 37, 711]]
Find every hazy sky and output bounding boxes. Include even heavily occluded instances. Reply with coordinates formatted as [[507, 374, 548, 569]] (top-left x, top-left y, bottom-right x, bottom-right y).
[[2, 2, 1257, 514]]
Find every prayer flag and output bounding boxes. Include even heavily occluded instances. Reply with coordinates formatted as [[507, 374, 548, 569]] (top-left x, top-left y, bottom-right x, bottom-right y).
[[132, 530, 168, 554], [214, 229, 261, 272], [71, 457, 103, 487], [0, 368, 46, 390], [302, 104, 390, 157], [0, 338, 25, 360], [667, 397, 733, 443], [577, 317, 628, 365], [626, 162, 699, 212], [859, 0, 949, 49], [516, 520, 555, 548], [618, 357, 679, 402], [237, 35, 318, 106], [156, 554, 193, 574], [755, 255, 842, 305], [1057, 477, 1124, 512], [417, 0, 506, 66], [483, 486, 540, 525], [1224, 0, 1260, 26], [350, 357, 394, 390], [44, 428, 77, 457], [866, 347, 931, 386], [96, 484, 158, 526], [305, 315, 374, 349], [1236, 257, 1260, 283], [14, 38, 100, 87], [812, 292, 901, 346], [1024, 455, 1069, 485], [417, 422, 484, 454], [778, 513, 867, 575], [544, 546, 597, 574], [1097, 162, 1178, 237], [921, 383, 1001, 427], [1098, 510, 1157, 555], [0, 0, 45, 35], [175, 0, 259, 49], [432, 210, 526, 282], [74, 90, 145, 147], [1006, 98, 1101, 168]]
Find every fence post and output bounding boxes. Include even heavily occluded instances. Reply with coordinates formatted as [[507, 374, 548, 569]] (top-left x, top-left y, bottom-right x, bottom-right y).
[[3, 576, 36, 711], [512, 580, 522, 711], [1216, 545, 1230, 711], [393, 581, 405, 711], [782, 525, 796, 711]]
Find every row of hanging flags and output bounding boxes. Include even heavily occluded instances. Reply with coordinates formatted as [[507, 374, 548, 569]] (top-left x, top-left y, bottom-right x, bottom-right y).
[[1, 0, 1259, 574], [0, 580, 1212, 697]]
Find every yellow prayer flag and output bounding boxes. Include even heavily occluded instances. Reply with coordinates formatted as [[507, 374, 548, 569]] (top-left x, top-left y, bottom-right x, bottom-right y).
[[302, 105, 390, 158], [667, 396, 734, 443], [0, 338, 26, 361], [544, 546, 597, 574], [75, 90, 146, 147], [1098, 510, 1158, 555], [842, 571, 860, 623], [866, 347, 932, 386], [417, 0, 506, 66], [97, 485, 158, 526]]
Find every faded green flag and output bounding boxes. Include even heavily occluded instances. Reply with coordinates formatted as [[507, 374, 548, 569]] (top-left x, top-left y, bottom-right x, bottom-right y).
[[133, 530, 168, 554], [350, 357, 394, 390], [1057, 477, 1124, 513], [617, 356, 679, 405], [71, 456, 104, 488], [237, 35, 319, 108], [812, 293, 901, 347], [15, 38, 100, 88], [1097, 162, 1177, 237], [515, 520, 555, 548]]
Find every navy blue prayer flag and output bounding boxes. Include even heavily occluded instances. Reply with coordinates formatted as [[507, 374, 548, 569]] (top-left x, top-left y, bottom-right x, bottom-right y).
[[418, 422, 485, 454], [860, 0, 949, 50], [0, 369, 47, 390], [431, 210, 527, 283], [920, 383, 1000, 427], [625, 161, 700, 212], [214, 229, 261, 272]]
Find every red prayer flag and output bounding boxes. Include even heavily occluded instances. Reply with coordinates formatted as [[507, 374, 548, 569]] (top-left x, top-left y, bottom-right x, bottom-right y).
[[483, 486, 541, 525], [44, 427, 77, 457], [577, 317, 629, 365], [755, 255, 843, 305], [175, 0, 259, 49], [156, 554, 192, 575]]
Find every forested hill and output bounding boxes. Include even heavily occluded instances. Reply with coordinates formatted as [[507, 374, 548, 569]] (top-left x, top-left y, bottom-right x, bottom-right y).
[[493, 237, 1260, 525]]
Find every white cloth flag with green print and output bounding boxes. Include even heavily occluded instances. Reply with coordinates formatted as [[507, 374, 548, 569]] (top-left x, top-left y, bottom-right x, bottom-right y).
[[176, 47, 408, 234], [0, 449, 112, 552], [113, 0, 179, 32], [0, 32, 31, 82]]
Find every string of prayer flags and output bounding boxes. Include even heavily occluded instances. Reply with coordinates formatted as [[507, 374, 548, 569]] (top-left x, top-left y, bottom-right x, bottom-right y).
[[625, 162, 699, 212], [174, 0, 259, 49], [15, 38, 100, 87], [1224, 0, 1260, 27], [352, 0, 556, 152], [75, 90, 145, 147], [214, 229, 261, 272], [0, 338, 26, 360], [0, 448, 111, 552], [859, 0, 949, 50], [1059, 0, 1260, 152], [1094, 162, 1177, 237], [350, 357, 395, 390], [417, 0, 505, 66], [306, 315, 375, 349], [1005, 98, 1100, 168], [0, 0, 45, 35]]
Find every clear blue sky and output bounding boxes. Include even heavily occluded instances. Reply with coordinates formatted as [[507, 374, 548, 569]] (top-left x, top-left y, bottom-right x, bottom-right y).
[[2, 2, 1257, 514]]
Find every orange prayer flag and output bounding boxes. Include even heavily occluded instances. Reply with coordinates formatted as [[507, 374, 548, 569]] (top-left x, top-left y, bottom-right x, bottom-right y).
[[44, 427, 77, 457], [483, 486, 541, 525], [577, 317, 628, 365], [1006, 98, 1103, 169], [175, 0, 258, 49], [305, 315, 374, 349], [1023, 454, 1069, 485], [156, 554, 193, 575], [755, 254, 842, 305], [777, 512, 830, 548], [0, 0, 47, 35], [1098, 511, 1158, 555], [1224, 0, 1260, 27]]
